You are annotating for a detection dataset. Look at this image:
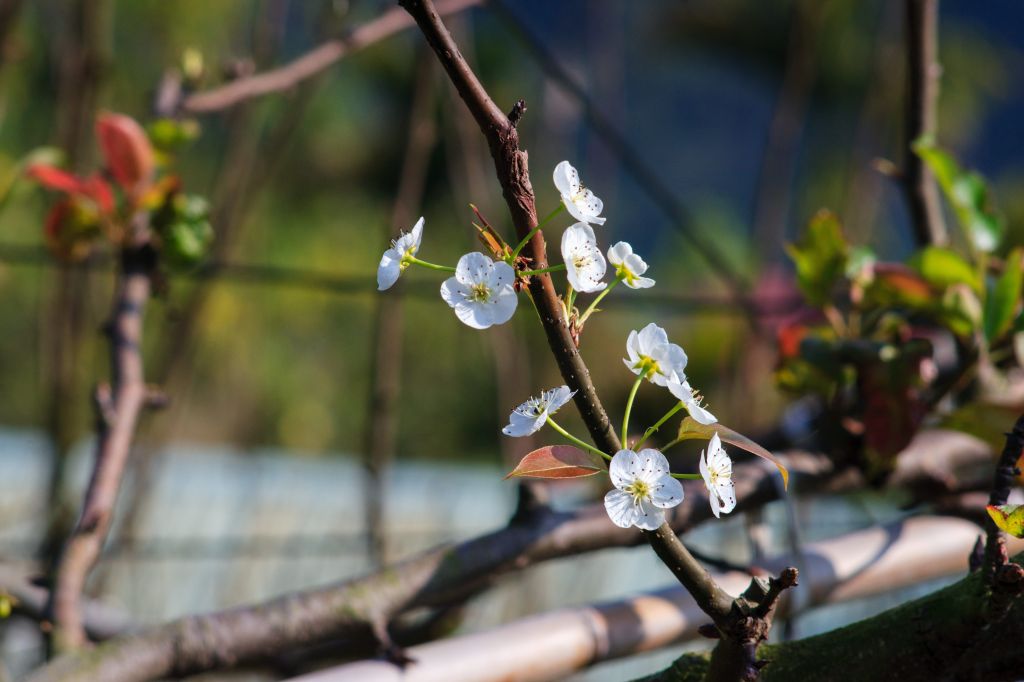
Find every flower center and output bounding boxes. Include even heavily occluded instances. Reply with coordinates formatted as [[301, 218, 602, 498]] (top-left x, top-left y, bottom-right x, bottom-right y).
[[624, 479, 651, 505], [572, 253, 592, 269], [530, 399, 547, 416], [468, 282, 492, 303], [633, 355, 660, 379], [616, 264, 637, 284]]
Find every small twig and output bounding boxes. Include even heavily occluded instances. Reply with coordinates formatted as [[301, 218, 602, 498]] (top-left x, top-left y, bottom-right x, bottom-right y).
[[179, 0, 482, 114]]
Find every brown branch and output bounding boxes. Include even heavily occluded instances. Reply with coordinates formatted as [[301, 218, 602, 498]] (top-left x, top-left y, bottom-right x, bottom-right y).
[[179, 0, 482, 114], [47, 241, 157, 652], [903, 0, 947, 246]]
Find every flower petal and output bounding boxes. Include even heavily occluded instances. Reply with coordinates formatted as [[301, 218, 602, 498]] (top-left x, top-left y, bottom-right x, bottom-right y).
[[714, 479, 737, 515], [604, 489, 639, 529], [573, 189, 605, 224], [440, 277, 469, 308], [553, 160, 580, 198], [635, 323, 669, 357], [377, 249, 402, 291], [609, 449, 640, 490], [502, 410, 544, 437], [626, 275, 656, 290], [455, 251, 493, 285], [488, 260, 516, 288], [487, 284, 518, 326], [709, 488, 723, 518], [634, 448, 672, 482], [607, 241, 631, 266], [699, 446, 712, 489], [409, 216, 424, 249], [648, 475, 685, 509], [634, 498, 665, 530], [546, 385, 575, 413]]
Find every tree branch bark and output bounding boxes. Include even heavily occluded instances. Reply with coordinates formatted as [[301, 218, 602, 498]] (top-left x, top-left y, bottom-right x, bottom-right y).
[[47, 242, 156, 652], [903, 0, 947, 246]]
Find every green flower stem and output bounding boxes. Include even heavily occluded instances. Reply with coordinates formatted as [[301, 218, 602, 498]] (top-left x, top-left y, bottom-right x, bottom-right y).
[[578, 274, 624, 323], [670, 472, 703, 480], [546, 416, 612, 461], [404, 256, 456, 272], [633, 401, 685, 449], [621, 368, 650, 446], [520, 263, 567, 277], [511, 203, 565, 259], [565, 285, 577, 314]]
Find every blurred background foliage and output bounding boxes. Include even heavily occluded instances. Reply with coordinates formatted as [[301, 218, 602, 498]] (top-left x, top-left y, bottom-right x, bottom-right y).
[[0, 0, 1021, 469]]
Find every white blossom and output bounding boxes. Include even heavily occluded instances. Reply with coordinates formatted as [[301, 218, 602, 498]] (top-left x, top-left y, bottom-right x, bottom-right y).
[[604, 448, 684, 530], [699, 433, 736, 518], [440, 252, 518, 329], [502, 385, 575, 437], [608, 242, 655, 289], [667, 379, 718, 425], [377, 216, 424, 291], [623, 323, 688, 387], [561, 223, 607, 293], [553, 160, 606, 226]]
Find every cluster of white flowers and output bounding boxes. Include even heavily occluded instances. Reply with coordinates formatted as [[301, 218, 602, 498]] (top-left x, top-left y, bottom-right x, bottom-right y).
[[376, 161, 654, 330], [377, 160, 735, 532]]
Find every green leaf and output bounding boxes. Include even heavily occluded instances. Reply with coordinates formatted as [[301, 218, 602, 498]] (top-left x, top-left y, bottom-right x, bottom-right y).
[[676, 417, 789, 489], [983, 249, 1023, 343], [504, 445, 605, 480], [910, 246, 980, 293], [785, 210, 848, 308], [987, 504, 1024, 538], [914, 139, 1004, 253]]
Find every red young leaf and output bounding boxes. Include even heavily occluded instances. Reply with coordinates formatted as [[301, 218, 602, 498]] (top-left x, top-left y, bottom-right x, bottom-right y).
[[26, 164, 87, 194], [504, 445, 605, 480], [81, 174, 115, 214], [95, 112, 154, 196]]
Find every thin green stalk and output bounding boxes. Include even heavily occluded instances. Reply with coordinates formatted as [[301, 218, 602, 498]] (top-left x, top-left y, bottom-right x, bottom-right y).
[[634, 401, 684, 449], [520, 263, 566, 277], [405, 256, 455, 272], [671, 472, 703, 480], [565, 285, 576, 314], [546, 416, 612, 460], [621, 369, 649, 446], [661, 436, 684, 453], [578, 274, 623, 323], [511, 203, 565, 259]]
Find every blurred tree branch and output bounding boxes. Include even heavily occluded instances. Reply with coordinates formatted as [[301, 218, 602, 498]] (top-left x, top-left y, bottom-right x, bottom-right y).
[[903, 0, 947, 246], [178, 0, 481, 114], [47, 228, 159, 652]]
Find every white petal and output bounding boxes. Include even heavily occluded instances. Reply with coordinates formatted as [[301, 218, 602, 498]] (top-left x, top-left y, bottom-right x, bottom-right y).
[[488, 260, 516, 288], [409, 216, 424, 249], [686, 399, 718, 426], [623, 252, 648, 276], [553, 160, 580, 198], [715, 479, 737, 515], [565, 248, 607, 293], [626, 275, 656, 290], [624, 329, 641, 371], [607, 241, 631, 266], [634, 448, 672, 483], [377, 249, 402, 291], [487, 284, 518, 326], [699, 447, 712, 489], [573, 189, 605, 224], [651, 343, 688, 382], [634, 498, 665, 530], [502, 410, 544, 437], [563, 198, 590, 225], [604, 489, 639, 529], [440, 277, 468, 308], [648, 474, 684, 509], [546, 386, 575, 413], [561, 222, 596, 253], [451, 300, 493, 329], [708, 434, 731, 473], [635, 323, 669, 357], [455, 251, 493, 285], [709, 488, 723, 518], [609, 449, 640, 490]]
